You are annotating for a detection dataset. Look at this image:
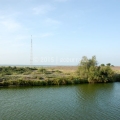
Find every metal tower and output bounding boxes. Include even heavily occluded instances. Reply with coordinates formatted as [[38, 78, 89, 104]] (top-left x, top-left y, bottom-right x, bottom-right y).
[[30, 35, 33, 67]]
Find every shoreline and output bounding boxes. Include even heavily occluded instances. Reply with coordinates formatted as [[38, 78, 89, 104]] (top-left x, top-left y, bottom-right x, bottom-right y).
[[0, 66, 120, 87]]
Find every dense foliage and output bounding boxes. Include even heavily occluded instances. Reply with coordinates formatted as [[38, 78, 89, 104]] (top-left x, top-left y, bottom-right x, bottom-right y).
[[77, 56, 115, 83]]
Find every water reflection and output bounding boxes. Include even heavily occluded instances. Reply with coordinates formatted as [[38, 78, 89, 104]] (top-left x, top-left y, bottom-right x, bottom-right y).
[[0, 83, 120, 120], [75, 83, 120, 120]]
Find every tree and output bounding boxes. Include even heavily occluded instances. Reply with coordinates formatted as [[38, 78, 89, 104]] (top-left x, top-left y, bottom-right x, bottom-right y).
[[78, 56, 97, 80], [77, 56, 114, 83], [101, 64, 105, 66], [79, 56, 97, 69], [106, 63, 111, 66], [98, 66, 114, 82]]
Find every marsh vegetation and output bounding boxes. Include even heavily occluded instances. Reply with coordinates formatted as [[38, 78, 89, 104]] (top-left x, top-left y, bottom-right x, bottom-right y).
[[0, 56, 120, 86]]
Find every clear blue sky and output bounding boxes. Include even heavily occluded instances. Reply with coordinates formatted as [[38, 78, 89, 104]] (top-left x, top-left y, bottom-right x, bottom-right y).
[[0, 0, 120, 66]]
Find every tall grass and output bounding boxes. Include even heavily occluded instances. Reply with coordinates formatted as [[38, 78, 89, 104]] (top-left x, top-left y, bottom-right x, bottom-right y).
[[0, 76, 88, 87]]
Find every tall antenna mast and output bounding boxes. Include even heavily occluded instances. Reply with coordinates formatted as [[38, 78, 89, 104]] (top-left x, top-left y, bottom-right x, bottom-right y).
[[30, 35, 33, 67]]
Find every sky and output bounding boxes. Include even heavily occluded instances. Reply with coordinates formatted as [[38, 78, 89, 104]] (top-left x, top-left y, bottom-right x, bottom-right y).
[[0, 0, 120, 66]]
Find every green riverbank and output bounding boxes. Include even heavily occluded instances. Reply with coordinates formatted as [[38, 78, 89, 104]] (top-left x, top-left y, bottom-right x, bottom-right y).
[[0, 56, 120, 87]]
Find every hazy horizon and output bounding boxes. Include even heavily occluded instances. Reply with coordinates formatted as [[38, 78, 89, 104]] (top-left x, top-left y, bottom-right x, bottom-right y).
[[0, 0, 120, 66]]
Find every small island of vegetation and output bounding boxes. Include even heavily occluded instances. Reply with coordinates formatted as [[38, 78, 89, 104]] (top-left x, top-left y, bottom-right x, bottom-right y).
[[0, 56, 120, 87]]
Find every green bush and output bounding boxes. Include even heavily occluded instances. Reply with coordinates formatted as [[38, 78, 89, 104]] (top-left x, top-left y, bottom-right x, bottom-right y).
[[77, 56, 115, 83]]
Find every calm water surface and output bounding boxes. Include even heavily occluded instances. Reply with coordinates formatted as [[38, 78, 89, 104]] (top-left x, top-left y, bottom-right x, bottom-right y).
[[0, 83, 120, 120]]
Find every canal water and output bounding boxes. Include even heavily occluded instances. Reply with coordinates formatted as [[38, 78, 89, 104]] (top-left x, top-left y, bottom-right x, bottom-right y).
[[0, 83, 120, 120]]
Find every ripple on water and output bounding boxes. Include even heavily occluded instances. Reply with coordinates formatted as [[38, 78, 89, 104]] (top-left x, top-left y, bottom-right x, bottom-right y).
[[0, 83, 120, 120]]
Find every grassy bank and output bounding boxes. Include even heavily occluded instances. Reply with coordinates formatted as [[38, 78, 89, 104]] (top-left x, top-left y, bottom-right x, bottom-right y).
[[0, 77, 88, 87], [0, 66, 87, 86], [0, 65, 120, 87]]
